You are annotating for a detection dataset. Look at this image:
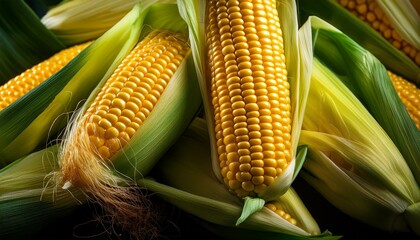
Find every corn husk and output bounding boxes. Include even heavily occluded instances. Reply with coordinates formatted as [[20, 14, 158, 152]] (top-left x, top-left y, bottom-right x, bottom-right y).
[[306, 16, 420, 185], [139, 117, 338, 240], [40, 0, 186, 45], [297, 0, 420, 86], [0, 2, 147, 167], [0, 144, 85, 239], [299, 53, 420, 235], [375, 0, 420, 50], [176, 0, 312, 223]]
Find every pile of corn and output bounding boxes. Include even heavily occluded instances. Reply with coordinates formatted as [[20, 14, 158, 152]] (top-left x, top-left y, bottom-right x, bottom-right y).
[[0, 0, 419, 239]]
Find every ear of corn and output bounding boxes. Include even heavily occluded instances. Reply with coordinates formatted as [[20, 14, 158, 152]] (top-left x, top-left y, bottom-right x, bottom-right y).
[[40, 0, 188, 46], [0, 0, 65, 83], [0, 3, 147, 166], [177, 0, 312, 223], [387, 70, 420, 130], [139, 117, 336, 239], [53, 2, 202, 239], [306, 17, 420, 185], [40, 0, 138, 45], [205, 0, 293, 199], [58, 29, 191, 184], [0, 41, 92, 111], [336, 0, 420, 65], [299, 46, 420, 235], [297, 0, 420, 86]]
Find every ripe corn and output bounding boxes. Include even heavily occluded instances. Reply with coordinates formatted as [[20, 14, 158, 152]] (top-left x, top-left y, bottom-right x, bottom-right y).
[[55, 29, 190, 239], [337, 0, 420, 65], [206, 0, 291, 198], [0, 41, 91, 110], [61, 30, 189, 184], [79, 31, 189, 161], [265, 201, 298, 226], [388, 70, 420, 130]]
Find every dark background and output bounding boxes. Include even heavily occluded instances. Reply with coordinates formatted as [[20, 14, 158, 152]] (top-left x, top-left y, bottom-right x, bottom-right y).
[[31, 176, 418, 240]]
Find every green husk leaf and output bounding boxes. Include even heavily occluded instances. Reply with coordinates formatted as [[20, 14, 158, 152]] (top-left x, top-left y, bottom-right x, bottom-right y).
[[0, 3, 146, 166], [299, 56, 420, 233], [405, 202, 420, 235], [139, 117, 329, 238], [293, 145, 308, 181], [143, 2, 188, 34], [0, 0, 65, 83], [376, 0, 420, 49], [0, 144, 86, 239], [41, 0, 182, 46], [41, 0, 138, 45], [297, 0, 420, 85], [112, 49, 202, 177], [197, 219, 338, 240], [236, 197, 265, 226], [307, 16, 420, 185]]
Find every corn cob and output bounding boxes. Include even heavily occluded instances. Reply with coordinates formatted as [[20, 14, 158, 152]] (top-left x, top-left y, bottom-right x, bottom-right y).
[[337, 0, 420, 66], [388, 70, 420, 130], [206, 0, 291, 199], [56, 29, 190, 238], [0, 41, 91, 111], [265, 201, 298, 226], [61, 30, 188, 176]]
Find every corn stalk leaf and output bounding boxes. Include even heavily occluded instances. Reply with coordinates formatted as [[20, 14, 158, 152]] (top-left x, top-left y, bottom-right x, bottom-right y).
[[0, 0, 65, 83]]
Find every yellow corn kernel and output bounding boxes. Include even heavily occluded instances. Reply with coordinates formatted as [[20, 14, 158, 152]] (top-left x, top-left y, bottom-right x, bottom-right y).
[[265, 201, 299, 226], [206, 0, 291, 198], [388, 70, 420, 130], [83, 30, 189, 160], [0, 41, 91, 110], [337, 0, 420, 65]]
